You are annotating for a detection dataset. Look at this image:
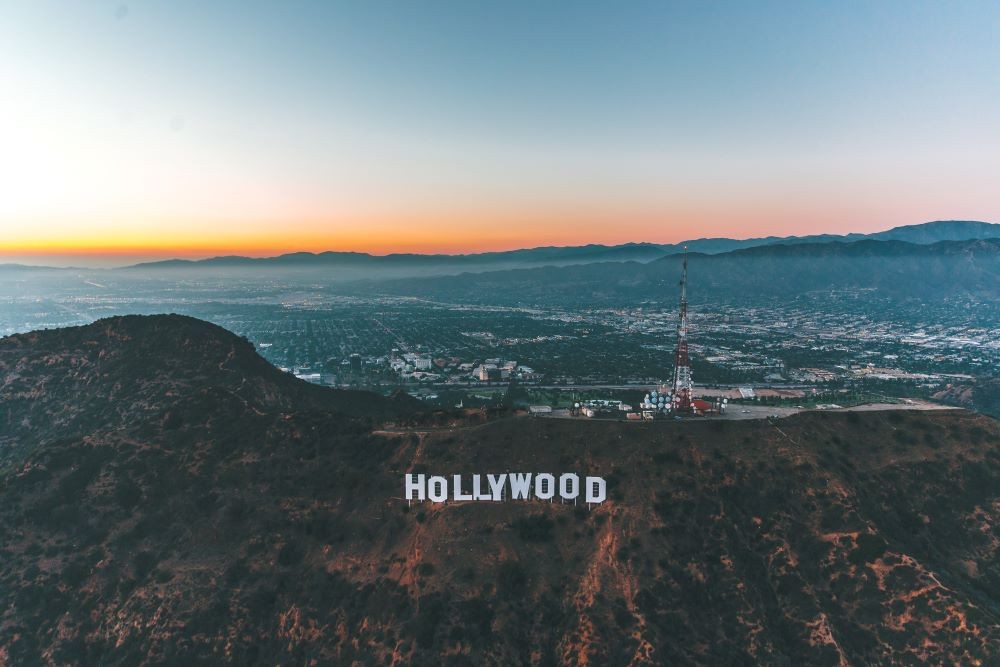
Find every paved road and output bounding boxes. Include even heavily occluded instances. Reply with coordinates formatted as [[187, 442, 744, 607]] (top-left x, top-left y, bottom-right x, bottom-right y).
[[830, 400, 952, 412], [538, 399, 954, 422]]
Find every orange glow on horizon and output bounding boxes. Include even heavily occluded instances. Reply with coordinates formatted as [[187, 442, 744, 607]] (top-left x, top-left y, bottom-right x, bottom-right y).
[[0, 208, 681, 259], [2, 194, 983, 265]]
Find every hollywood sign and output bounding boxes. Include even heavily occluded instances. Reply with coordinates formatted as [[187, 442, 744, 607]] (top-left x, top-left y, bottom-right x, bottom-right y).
[[405, 473, 607, 504]]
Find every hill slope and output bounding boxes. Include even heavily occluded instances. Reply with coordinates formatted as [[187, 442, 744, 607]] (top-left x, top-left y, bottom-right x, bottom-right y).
[[869, 219, 1000, 244], [2, 317, 1000, 665], [0, 315, 421, 470], [342, 238, 1000, 306]]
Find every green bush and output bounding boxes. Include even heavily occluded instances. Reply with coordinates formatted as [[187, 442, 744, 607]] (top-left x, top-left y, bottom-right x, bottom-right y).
[[513, 514, 555, 542]]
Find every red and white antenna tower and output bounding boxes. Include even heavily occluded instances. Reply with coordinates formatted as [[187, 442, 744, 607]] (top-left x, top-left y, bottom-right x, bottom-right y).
[[671, 248, 693, 414]]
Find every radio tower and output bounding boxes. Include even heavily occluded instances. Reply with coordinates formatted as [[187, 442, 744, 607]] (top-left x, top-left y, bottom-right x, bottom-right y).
[[671, 250, 693, 414]]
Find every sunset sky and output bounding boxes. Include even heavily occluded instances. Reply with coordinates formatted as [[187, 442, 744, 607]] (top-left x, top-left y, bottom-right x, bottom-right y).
[[2, 1, 999, 266]]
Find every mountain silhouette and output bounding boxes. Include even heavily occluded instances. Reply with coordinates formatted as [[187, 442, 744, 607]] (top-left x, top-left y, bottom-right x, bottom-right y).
[[342, 237, 1000, 306], [114, 219, 998, 277]]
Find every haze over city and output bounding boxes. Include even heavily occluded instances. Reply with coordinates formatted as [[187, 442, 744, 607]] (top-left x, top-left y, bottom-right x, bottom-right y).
[[3, 1, 1000, 266]]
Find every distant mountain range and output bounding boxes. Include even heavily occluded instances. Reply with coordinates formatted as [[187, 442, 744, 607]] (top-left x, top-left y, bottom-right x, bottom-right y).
[[126, 242, 673, 270], [338, 237, 1000, 306], [2, 220, 997, 278], [2, 315, 1000, 663], [3, 221, 997, 310], [112, 219, 998, 278]]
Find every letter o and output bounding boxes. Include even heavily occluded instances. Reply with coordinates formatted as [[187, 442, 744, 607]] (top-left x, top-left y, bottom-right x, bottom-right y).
[[535, 473, 555, 499], [428, 476, 447, 502], [559, 473, 580, 500]]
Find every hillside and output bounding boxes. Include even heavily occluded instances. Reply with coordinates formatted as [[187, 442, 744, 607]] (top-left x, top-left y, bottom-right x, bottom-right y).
[[340, 238, 1000, 307], [869, 220, 1000, 244], [0, 315, 422, 470], [2, 317, 1000, 664], [934, 377, 1000, 419]]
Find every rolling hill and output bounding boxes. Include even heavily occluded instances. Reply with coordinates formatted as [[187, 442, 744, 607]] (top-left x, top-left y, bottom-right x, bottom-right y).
[[0, 315, 422, 471], [1, 316, 1000, 664], [338, 237, 1000, 307]]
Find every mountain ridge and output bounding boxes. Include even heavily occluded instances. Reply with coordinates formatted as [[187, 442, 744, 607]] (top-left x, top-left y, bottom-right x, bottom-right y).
[[121, 219, 999, 271], [3, 220, 997, 278], [335, 237, 1000, 306]]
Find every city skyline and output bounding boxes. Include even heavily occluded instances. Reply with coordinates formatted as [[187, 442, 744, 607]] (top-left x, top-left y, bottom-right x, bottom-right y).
[[3, 1, 1000, 266]]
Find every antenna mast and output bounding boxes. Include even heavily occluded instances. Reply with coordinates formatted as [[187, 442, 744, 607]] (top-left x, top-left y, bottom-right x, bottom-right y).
[[671, 248, 693, 414]]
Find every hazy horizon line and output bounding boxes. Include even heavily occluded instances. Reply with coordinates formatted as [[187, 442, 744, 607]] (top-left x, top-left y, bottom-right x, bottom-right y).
[[2, 218, 996, 270]]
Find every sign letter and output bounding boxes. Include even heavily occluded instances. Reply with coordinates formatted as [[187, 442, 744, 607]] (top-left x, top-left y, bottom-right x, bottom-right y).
[[509, 473, 532, 500], [405, 474, 425, 501], [585, 476, 607, 504], [453, 475, 473, 501], [472, 474, 492, 500], [487, 473, 508, 501], [428, 475, 448, 502], [535, 473, 555, 500], [559, 473, 580, 500]]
